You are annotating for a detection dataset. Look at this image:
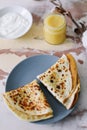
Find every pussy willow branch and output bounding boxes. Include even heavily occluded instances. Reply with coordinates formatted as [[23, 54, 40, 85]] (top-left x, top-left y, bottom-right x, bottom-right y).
[[50, 0, 86, 36]]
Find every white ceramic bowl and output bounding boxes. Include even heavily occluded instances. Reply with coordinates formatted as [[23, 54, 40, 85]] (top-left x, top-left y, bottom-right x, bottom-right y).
[[0, 6, 33, 39]]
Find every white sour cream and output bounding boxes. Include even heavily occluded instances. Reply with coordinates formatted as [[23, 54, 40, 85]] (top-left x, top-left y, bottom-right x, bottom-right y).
[[0, 12, 29, 38]]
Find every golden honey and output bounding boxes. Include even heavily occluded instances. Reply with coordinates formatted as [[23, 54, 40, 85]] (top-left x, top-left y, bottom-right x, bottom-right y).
[[44, 14, 66, 45]]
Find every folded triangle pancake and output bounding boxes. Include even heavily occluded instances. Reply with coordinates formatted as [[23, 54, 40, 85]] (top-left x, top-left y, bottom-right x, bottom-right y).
[[37, 54, 80, 109], [3, 80, 53, 121]]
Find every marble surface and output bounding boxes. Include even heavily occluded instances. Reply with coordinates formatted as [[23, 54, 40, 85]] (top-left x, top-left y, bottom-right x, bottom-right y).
[[0, 0, 87, 130]]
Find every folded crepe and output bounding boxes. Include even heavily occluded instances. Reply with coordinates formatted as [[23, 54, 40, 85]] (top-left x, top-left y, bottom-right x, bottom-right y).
[[37, 54, 80, 109], [3, 80, 53, 121]]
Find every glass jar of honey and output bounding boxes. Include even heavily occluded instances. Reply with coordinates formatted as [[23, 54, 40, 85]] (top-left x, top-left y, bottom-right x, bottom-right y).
[[43, 14, 66, 45]]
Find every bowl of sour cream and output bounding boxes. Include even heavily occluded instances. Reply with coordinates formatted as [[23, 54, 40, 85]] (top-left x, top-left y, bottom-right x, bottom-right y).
[[0, 6, 33, 39]]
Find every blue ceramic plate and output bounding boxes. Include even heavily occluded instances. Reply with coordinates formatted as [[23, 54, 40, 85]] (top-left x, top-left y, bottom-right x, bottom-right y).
[[6, 54, 75, 124]]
